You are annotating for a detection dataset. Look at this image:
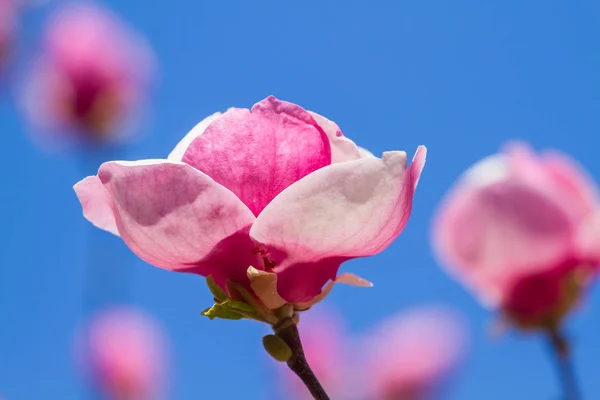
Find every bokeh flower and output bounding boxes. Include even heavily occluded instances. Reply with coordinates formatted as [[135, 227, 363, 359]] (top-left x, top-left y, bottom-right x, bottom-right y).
[[75, 306, 169, 400], [364, 307, 466, 400], [21, 2, 154, 147], [74, 96, 426, 311], [433, 143, 600, 329], [275, 306, 466, 400]]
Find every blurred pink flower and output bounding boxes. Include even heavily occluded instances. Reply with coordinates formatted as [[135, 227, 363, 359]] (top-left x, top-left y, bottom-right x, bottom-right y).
[[21, 2, 154, 145], [74, 96, 426, 308], [364, 307, 466, 400], [76, 307, 169, 400], [275, 306, 466, 400], [433, 143, 600, 328]]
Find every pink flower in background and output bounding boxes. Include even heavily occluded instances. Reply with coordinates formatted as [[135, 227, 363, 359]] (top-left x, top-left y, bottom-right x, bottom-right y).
[[277, 307, 353, 399], [364, 307, 466, 400], [76, 306, 169, 400], [433, 143, 600, 328], [74, 96, 426, 308], [22, 2, 154, 145], [275, 306, 466, 400]]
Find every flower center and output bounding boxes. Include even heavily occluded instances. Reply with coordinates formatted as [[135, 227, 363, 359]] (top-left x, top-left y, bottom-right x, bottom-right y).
[[252, 247, 276, 272]]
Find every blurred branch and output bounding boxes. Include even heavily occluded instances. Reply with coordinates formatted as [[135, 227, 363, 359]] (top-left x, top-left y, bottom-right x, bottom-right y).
[[274, 319, 330, 400], [546, 328, 580, 400]]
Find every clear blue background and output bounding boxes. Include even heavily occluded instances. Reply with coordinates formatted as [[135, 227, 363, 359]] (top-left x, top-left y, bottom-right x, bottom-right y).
[[2, 0, 600, 399]]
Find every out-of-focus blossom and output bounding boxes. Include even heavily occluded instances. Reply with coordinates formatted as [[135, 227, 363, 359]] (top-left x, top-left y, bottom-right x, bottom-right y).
[[275, 306, 466, 400], [22, 2, 154, 146], [74, 96, 426, 312], [364, 307, 466, 400], [75, 306, 169, 400], [433, 143, 600, 329], [277, 307, 354, 399], [0, 0, 18, 73]]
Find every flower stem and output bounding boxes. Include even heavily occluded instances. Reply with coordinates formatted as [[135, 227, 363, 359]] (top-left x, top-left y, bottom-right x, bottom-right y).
[[273, 320, 330, 400], [546, 328, 580, 400]]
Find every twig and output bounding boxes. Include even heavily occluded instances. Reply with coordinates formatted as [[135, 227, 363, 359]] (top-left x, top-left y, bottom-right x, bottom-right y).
[[273, 320, 330, 400], [546, 328, 580, 400]]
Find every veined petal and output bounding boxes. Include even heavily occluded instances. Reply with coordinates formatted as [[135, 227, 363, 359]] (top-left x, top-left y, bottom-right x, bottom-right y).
[[251, 146, 426, 302], [96, 159, 257, 281], [168, 112, 222, 161], [182, 96, 331, 216], [74, 175, 119, 235], [308, 111, 361, 163]]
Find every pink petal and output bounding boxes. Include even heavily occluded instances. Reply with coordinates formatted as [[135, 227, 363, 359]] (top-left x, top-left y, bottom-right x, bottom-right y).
[[74, 175, 119, 236], [433, 157, 578, 305], [507, 145, 600, 266], [181, 96, 332, 216], [168, 112, 222, 161], [96, 159, 258, 285], [358, 146, 375, 158], [541, 152, 598, 219], [294, 273, 373, 311], [506, 144, 598, 222], [576, 210, 600, 263], [308, 111, 362, 163], [251, 146, 426, 303]]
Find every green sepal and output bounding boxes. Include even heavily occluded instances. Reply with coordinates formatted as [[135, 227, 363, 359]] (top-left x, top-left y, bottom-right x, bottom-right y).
[[206, 275, 227, 302], [227, 299, 267, 322], [200, 298, 267, 322], [201, 302, 244, 320]]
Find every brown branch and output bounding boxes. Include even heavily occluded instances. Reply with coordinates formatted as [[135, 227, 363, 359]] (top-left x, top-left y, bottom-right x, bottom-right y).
[[274, 320, 330, 400], [546, 328, 580, 400]]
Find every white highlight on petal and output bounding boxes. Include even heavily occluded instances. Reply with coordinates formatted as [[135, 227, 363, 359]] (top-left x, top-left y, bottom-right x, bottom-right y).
[[463, 155, 509, 188]]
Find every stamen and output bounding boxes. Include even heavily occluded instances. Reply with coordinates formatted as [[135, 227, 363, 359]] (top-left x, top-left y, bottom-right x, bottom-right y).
[[263, 257, 276, 272], [253, 246, 276, 271]]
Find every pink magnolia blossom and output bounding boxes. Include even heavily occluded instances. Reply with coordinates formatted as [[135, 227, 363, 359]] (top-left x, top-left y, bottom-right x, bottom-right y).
[[433, 143, 600, 327], [21, 2, 154, 144], [75, 307, 169, 400], [74, 96, 426, 307], [364, 307, 466, 400]]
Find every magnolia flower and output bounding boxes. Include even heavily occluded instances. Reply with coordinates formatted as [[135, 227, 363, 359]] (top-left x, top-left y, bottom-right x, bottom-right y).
[[364, 307, 466, 400], [21, 2, 154, 145], [433, 143, 600, 328], [75, 96, 426, 311], [75, 307, 169, 400]]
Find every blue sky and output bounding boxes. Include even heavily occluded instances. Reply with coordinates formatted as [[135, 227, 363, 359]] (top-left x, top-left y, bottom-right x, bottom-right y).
[[1, 0, 600, 399]]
